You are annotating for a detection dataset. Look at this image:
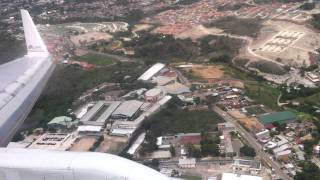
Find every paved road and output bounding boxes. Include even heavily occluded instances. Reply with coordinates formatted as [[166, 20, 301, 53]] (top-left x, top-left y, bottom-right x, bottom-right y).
[[159, 158, 234, 166], [213, 106, 292, 180]]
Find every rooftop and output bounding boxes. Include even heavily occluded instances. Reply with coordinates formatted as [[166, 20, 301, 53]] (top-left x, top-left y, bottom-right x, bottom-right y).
[[221, 173, 262, 180], [138, 63, 165, 81], [259, 111, 296, 125], [112, 100, 143, 118]]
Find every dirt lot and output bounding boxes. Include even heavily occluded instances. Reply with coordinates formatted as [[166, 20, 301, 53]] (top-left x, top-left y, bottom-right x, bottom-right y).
[[238, 117, 264, 132], [190, 65, 225, 79], [69, 136, 97, 152], [176, 25, 223, 40], [71, 32, 113, 47], [96, 135, 128, 154], [249, 21, 320, 67], [228, 110, 247, 119], [133, 24, 153, 32]]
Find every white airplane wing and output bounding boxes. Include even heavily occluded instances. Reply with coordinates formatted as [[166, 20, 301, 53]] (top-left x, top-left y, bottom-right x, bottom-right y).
[[21, 9, 48, 54]]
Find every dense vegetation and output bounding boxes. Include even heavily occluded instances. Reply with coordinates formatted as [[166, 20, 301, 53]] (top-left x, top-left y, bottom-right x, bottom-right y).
[[200, 35, 244, 64], [140, 101, 223, 155], [0, 31, 26, 65], [127, 32, 199, 64], [74, 53, 116, 66], [249, 61, 288, 75], [311, 13, 320, 29], [24, 62, 145, 128], [300, 2, 315, 10], [205, 16, 262, 37], [295, 162, 320, 180], [240, 145, 256, 157]]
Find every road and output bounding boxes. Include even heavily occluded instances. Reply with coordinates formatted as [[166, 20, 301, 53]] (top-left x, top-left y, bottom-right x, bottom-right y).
[[213, 106, 292, 180], [159, 158, 234, 166]]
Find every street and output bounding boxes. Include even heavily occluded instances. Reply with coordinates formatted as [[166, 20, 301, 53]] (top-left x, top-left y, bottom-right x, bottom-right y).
[[213, 106, 292, 180]]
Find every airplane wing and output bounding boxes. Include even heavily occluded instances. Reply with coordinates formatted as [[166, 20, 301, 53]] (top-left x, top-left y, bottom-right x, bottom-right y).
[[0, 10, 54, 146]]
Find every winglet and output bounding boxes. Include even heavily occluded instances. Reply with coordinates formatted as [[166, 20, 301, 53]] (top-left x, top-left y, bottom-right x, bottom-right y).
[[21, 9, 48, 54]]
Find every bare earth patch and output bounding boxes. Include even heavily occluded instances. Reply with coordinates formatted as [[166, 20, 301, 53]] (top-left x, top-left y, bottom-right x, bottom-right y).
[[96, 135, 128, 154], [71, 32, 113, 47], [69, 136, 97, 152], [191, 65, 225, 79]]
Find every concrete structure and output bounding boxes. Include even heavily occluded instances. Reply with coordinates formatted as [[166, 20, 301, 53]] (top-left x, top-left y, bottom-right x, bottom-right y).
[[0, 148, 171, 180], [0, 10, 55, 146], [80, 101, 120, 126], [145, 88, 165, 102], [150, 150, 172, 159], [138, 63, 165, 81], [127, 133, 146, 155], [306, 72, 320, 83], [233, 159, 261, 175], [77, 126, 102, 134], [47, 116, 73, 130], [178, 158, 196, 168], [28, 133, 76, 150], [218, 122, 235, 132], [221, 173, 262, 180], [255, 130, 270, 143], [112, 100, 143, 119]]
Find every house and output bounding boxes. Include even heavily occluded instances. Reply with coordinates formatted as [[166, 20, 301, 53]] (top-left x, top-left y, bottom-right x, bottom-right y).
[[178, 158, 196, 168]]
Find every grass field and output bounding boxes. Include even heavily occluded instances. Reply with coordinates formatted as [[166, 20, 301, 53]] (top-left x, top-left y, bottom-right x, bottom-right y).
[[75, 53, 116, 66]]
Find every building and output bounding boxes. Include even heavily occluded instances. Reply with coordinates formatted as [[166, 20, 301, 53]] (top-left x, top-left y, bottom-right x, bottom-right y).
[[138, 63, 166, 81], [220, 131, 235, 156], [178, 133, 202, 145], [218, 122, 235, 132], [178, 158, 196, 168], [275, 150, 291, 162], [111, 100, 144, 120], [127, 133, 146, 155], [149, 150, 172, 160], [80, 101, 121, 126], [221, 173, 262, 180], [233, 159, 261, 175], [145, 88, 166, 102], [28, 133, 76, 150], [255, 130, 270, 143], [258, 111, 296, 125], [157, 136, 175, 149], [306, 72, 320, 83], [47, 116, 74, 130], [77, 125, 102, 135]]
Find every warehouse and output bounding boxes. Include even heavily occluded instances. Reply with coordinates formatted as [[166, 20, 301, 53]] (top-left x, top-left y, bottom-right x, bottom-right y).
[[258, 111, 296, 125], [145, 88, 165, 102], [80, 101, 121, 126], [138, 63, 166, 81], [111, 100, 144, 120]]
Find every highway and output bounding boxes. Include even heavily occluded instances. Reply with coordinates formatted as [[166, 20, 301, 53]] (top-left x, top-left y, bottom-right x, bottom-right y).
[[213, 106, 293, 180]]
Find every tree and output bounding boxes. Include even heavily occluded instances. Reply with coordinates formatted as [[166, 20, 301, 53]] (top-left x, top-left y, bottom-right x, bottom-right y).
[[240, 145, 256, 157], [170, 145, 176, 157], [186, 143, 201, 158], [295, 162, 320, 180]]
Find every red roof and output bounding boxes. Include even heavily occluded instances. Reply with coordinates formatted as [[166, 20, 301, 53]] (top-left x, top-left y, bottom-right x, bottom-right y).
[[179, 135, 202, 145]]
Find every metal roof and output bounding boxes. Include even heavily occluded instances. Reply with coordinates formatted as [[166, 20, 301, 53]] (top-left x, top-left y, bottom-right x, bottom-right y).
[[138, 63, 165, 81], [259, 111, 296, 124], [112, 100, 143, 118]]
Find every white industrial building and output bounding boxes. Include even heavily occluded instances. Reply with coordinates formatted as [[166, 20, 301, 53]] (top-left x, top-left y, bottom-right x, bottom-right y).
[[138, 63, 166, 81], [111, 100, 144, 120], [145, 88, 166, 102], [80, 101, 121, 126]]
